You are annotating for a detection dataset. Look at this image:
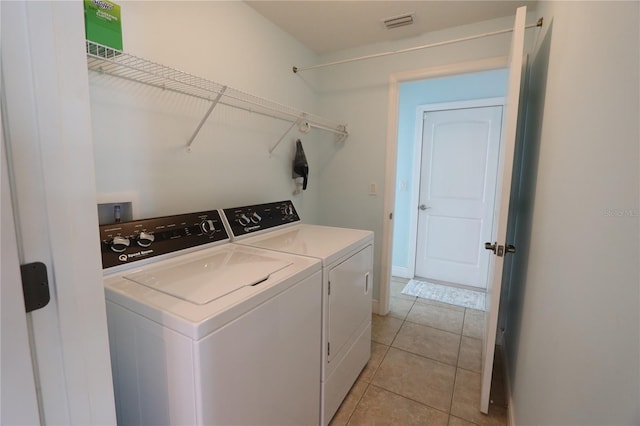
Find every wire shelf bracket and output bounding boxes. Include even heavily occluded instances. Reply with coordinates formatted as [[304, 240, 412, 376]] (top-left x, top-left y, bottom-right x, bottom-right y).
[[186, 86, 227, 152], [85, 40, 349, 152], [269, 117, 302, 157]]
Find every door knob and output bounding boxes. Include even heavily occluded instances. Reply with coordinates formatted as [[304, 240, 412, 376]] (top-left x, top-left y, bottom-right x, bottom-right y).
[[484, 242, 497, 253], [419, 204, 431, 211]]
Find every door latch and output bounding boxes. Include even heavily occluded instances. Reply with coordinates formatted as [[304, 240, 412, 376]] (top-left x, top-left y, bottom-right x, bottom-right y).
[[485, 242, 516, 257], [484, 242, 497, 254], [20, 262, 50, 313]]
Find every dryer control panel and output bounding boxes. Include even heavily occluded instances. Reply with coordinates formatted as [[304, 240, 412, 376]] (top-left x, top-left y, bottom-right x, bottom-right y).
[[99, 210, 228, 269], [223, 200, 300, 238]]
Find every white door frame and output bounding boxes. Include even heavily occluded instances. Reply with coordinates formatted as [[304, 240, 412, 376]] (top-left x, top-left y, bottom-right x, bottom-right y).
[[407, 98, 505, 282], [2, 2, 116, 423], [379, 56, 507, 315], [1, 82, 41, 426]]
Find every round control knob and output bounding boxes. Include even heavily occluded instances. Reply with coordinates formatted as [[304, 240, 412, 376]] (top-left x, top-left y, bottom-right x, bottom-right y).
[[137, 231, 155, 248], [110, 236, 130, 253], [250, 212, 262, 224], [200, 219, 216, 235], [238, 214, 250, 226]]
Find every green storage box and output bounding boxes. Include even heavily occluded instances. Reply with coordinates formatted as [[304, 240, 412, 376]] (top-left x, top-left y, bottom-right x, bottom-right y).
[[84, 0, 122, 51]]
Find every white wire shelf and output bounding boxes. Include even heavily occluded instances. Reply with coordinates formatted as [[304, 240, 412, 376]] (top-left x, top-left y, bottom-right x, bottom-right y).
[[85, 40, 349, 152]]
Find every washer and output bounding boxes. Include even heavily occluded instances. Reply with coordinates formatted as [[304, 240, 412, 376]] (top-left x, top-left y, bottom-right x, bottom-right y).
[[99, 209, 322, 425], [222, 200, 373, 425]]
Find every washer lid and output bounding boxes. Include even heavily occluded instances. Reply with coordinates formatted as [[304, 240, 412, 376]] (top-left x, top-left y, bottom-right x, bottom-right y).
[[123, 249, 292, 305], [238, 224, 373, 265]]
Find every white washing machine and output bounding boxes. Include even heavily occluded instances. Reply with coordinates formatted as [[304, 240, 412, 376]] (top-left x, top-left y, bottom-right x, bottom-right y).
[[222, 201, 373, 425], [99, 209, 322, 425]]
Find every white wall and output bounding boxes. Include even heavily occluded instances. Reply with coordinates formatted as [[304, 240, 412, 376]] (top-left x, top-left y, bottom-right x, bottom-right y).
[[505, 2, 640, 424], [90, 1, 327, 222], [313, 14, 538, 299]]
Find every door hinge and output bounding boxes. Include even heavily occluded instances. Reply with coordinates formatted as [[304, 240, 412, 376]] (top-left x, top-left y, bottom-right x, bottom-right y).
[[328, 281, 331, 295], [389, 212, 393, 220], [327, 342, 330, 357], [20, 262, 50, 313]]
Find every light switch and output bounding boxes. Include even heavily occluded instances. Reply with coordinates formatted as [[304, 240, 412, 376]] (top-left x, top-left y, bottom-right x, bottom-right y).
[[369, 182, 377, 195]]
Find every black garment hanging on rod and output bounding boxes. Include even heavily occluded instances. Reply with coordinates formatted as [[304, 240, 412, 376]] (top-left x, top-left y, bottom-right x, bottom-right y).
[[293, 139, 309, 190]]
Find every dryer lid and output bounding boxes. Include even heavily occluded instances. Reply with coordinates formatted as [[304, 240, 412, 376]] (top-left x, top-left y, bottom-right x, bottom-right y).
[[123, 247, 292, 305]]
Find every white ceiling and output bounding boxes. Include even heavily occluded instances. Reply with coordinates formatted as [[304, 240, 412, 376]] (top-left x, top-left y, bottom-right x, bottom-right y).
[[246, 1, 536, 55]]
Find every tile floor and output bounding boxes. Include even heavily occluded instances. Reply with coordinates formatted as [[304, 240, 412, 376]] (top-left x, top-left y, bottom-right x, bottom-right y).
[[329, 277, 508, 426]]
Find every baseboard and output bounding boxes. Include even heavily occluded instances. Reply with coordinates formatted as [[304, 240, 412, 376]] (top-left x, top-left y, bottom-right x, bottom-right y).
[[371, 299, 379, 315], [500, 344, 516, 426], [391, 266, 411, 278]]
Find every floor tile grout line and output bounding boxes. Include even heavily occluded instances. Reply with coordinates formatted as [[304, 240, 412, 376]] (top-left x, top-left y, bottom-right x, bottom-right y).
[[388, 342, 462, 370], [456, 365, 482, 375], [402, 295, 465, 335], [390, 302, 470, 370], [448, 414, 481, 426], [392, 300, 465, 368], [381, 300, 471, 370], [402, 317, 464, 337], [448, 307, 466, 420], [343, 382, 370, 426], [365, 344, 390, 383], [387, 311, 404, 348], [381, 307, 459, 414], [365, 382, 452, 419]]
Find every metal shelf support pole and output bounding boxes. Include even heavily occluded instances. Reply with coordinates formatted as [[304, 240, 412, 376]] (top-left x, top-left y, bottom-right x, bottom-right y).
[[269, 117, 302, 157], [186, 86, 227, 152]]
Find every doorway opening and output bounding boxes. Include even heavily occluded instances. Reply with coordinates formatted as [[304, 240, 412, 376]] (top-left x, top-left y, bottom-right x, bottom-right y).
[[379, 57, 510, 316], [389, 70, 507, 308]]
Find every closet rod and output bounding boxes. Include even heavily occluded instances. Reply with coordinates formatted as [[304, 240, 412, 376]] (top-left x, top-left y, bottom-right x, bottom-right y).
[[293, 18, 543, 73]]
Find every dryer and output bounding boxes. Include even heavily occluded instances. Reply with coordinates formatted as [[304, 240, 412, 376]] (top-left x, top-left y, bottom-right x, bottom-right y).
[[99, 209, 322, 425], [222, 200, 373, 425]]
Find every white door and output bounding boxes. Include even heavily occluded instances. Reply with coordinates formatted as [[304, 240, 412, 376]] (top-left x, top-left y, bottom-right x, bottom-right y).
[[2, 2, 116, 424], [1, 93, 41, 425], [480, 6, 527, 413], [415, 105, 503, 288]]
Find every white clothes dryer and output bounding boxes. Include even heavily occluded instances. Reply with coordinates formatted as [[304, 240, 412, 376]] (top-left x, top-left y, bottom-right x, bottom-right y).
[[222, 201, 373, 425], [99, 209, 322, 425]]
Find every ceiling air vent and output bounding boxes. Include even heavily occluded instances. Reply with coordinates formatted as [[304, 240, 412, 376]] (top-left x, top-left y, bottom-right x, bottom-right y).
[[383, 13, 414, 30]]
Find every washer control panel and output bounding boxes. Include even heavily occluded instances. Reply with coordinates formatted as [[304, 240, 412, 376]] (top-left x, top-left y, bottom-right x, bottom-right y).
[[99, 210, 228, 269], [223, 200, 300, 238]]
